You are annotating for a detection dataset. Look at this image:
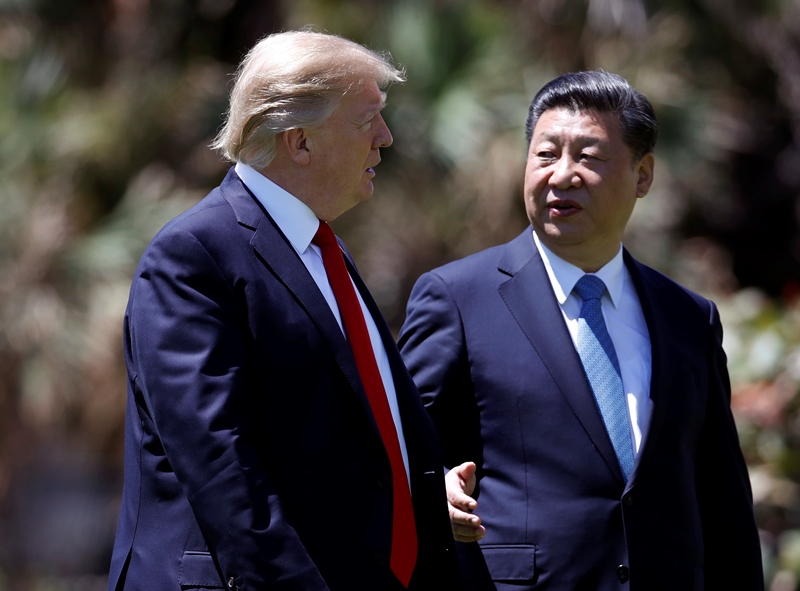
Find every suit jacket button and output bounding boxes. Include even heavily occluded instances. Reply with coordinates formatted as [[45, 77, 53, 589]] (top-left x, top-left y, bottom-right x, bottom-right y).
[[372, 551, 389, 566], [616, 565, 630, 583], [623, 493, 633, 507], [377, 474, 390, 488], [227, 577, 235, 588]]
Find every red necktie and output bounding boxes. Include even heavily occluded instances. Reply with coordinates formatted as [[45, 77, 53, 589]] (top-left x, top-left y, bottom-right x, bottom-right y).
[[312, 221, 418, 587]]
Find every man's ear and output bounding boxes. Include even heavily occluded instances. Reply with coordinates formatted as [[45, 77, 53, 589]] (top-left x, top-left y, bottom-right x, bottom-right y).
[[281, 128, 311, 165], [636, 152, 655, 199]]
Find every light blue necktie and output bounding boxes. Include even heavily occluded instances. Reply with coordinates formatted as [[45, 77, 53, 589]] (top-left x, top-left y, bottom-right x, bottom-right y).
[[573, 275, 635, 481]]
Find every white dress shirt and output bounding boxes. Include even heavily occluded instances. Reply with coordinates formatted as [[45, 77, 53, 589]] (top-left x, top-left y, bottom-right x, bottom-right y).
[[235, 163, 410, 478], [532, 231, 652, 454]]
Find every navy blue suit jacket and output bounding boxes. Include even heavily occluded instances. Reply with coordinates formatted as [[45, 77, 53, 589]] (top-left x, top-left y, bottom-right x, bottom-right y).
[[398, 229, 763, 591], [108, 168, 457, 591]]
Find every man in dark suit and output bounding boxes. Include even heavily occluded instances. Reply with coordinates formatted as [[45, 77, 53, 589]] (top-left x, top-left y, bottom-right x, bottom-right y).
[[108, 30, 456, 591], [398, 71, 763, 590]]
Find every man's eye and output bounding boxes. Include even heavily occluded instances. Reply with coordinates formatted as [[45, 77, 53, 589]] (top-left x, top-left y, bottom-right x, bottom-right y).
[[537, 151, 555, 160]]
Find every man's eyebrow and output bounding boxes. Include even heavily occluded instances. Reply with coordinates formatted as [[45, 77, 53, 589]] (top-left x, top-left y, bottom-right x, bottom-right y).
[[359, 94, 387, 121], [373, 93, 388, 113]]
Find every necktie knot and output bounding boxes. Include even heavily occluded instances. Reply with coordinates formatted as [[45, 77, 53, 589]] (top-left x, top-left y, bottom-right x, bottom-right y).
[[574, 274, 606, 302], [313, 221, 337, 249]]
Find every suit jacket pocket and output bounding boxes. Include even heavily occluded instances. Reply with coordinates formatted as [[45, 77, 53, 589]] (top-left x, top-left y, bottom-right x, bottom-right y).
[[179, 551, 224, 589], [481, 544, 537, 582]]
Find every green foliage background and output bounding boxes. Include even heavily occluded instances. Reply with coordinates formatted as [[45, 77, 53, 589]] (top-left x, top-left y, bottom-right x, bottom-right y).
[[0, 0, 799, 588]]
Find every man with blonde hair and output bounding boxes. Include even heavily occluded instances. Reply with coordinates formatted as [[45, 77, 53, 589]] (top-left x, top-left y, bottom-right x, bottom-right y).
[[108, 30, 457, 591]]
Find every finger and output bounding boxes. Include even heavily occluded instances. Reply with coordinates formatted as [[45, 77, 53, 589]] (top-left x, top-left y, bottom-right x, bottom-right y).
[[447, 488, 478, 512], [452, 523, 486, 543], [445, 476, 478, 509], [455, 461, 477, 476], [449, 500, 481, 522], [452, 461, 476, 483], [449, 461, 478, 497]]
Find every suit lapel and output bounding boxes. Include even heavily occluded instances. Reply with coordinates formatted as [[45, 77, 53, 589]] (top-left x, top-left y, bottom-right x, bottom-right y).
[[345, 252, 401, 387], [344, 250, 420, 407], [624, 250, 703, 482], [623, 251, 698, 483], [346, 251, 443, 483], [619, 252, 659, 485], [497, 229, 625, 482], [345, 252, 419, 429], [218, 169, 382, 437]]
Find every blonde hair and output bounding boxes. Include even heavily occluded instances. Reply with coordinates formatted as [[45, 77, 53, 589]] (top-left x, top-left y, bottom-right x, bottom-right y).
[[211, 30, 406, 168]]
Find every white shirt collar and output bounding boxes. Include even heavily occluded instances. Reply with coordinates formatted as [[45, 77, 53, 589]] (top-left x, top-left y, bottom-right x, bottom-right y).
[[532, 230, 625, 309], [235, 162, 319, 254]]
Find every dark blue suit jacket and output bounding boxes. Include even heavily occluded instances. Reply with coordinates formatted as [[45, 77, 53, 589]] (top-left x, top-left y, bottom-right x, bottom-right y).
[[398, 229, 763, 591], [108, 168, 457, 591]]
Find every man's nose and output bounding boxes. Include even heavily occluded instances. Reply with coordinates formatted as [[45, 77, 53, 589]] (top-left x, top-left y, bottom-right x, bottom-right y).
[[373, 113, 393, 148], [549, 156, 580, 189]]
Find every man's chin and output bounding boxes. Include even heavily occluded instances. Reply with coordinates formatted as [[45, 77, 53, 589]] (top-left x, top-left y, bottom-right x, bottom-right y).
[[357, 182, 375, 202]]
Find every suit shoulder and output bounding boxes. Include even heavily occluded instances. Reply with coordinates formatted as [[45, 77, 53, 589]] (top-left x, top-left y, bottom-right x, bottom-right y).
[[131, 185, 243, 283], [429, 245, 505, 277], [630, 257, 716, 318], [422, 230, 533, 287], [154, 186, 233, 241]]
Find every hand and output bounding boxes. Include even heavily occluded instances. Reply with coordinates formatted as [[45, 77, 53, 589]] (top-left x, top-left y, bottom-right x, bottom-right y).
[[445, 461, 485, 542]]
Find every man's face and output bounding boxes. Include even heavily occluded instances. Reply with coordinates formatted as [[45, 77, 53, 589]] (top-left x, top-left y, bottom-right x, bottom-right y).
[[307, 80, 393, 220], [524, 107, 654, 272]]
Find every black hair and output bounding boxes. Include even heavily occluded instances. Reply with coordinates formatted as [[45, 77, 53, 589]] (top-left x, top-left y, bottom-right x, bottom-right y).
[[525, 71, 658, 160]]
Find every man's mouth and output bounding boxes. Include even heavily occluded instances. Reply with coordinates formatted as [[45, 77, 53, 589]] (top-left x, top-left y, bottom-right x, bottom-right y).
[[551, 202, 571, 210], [547, 199, 580, 214]]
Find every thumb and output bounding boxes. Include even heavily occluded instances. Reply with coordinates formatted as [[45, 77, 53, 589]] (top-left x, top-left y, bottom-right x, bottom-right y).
[[454, 461, 477, 495]]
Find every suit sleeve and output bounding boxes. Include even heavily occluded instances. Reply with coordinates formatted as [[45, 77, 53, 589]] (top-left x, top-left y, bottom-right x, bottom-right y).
[[398, 271, 482, 471], [695, 301, 764, 590], [128, 229, 330, 590]]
